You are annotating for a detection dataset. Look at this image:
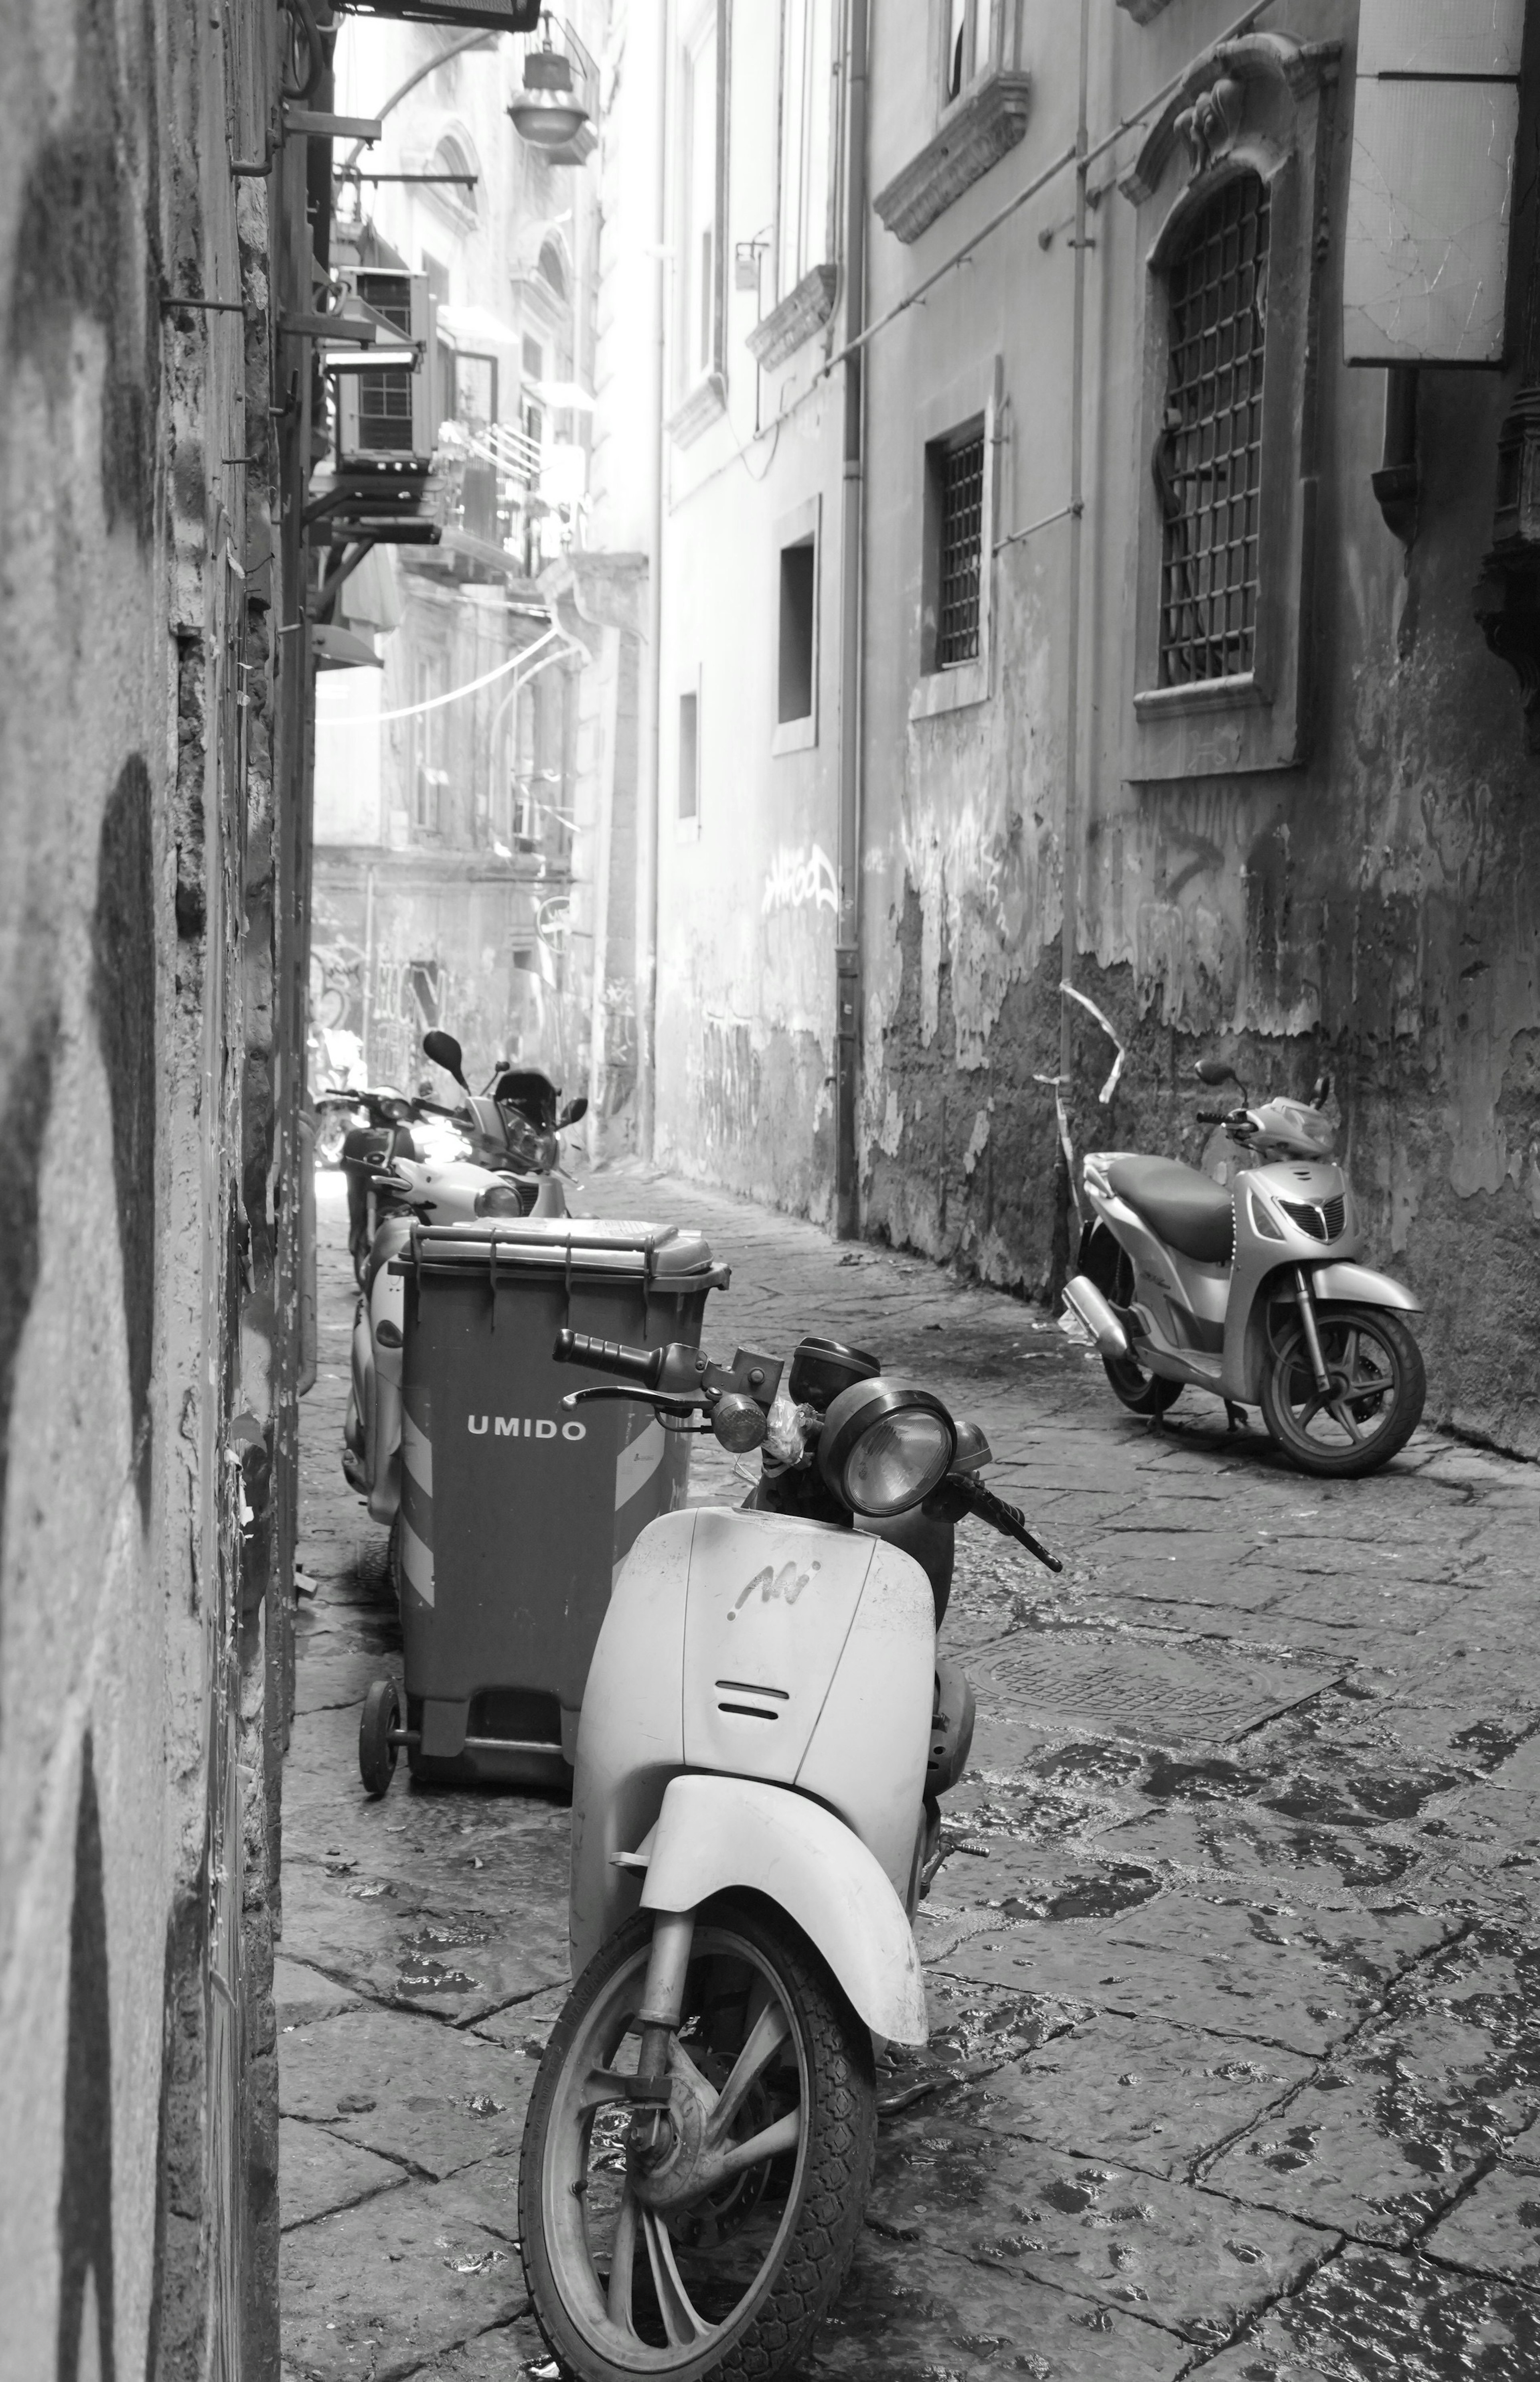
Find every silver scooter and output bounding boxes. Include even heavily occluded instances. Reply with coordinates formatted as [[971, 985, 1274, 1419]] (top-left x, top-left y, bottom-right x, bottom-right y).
[[1065, 1061, 1426, 1477]]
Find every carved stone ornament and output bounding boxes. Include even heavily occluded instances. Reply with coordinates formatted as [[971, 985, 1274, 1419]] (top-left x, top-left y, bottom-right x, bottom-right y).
[[873, 69, 1033, 246], [1119, 33, 1339, 207], [1173, 74, 1244, 180], [746, 264, 837, 372], [666, 371, 727, 451]]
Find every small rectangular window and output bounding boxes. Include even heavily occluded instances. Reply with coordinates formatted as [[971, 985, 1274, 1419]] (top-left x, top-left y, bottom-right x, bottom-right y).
[[678, 689, 700, 822], [778, 540, 816, 724], [925, 423, 985, 672]]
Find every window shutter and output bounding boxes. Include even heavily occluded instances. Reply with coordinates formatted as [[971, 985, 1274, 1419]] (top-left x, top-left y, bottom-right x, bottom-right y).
[[1342, 0, 1524, 366]]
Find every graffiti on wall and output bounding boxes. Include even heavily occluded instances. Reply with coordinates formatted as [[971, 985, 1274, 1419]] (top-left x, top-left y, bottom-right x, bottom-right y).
[[762, 843, 837, 919]]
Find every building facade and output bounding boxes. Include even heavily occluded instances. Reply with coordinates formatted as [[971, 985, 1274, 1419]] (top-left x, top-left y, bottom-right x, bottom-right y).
[[314, 14, 608, 1128], [626, 0, 1540, 1457]]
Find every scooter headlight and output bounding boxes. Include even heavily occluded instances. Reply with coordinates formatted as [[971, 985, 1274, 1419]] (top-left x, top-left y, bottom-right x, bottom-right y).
[[474, 1181, 527, 1218], [817, 1379, 956, 1517]]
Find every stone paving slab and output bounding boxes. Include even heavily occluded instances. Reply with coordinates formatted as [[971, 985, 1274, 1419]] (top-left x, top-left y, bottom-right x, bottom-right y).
[[1423, 2160, 1540, 2284], [804, 2234, 1189, 2381], [393, 2315, 550, 2377], [281, 1850, 569, 2025], [281, 2001, 557, 2178], [976, 2016, 1314, 2179], [867, 2118, 1328, 2343], [1202, 1926, 1540, 2245], [284, 1166, 1540, 2379], [935, 1894, 1455, 2057], [279, 2118, 405, 2230], [281, 2172, 526, 2380], [277, 1954, 369, 2028], [1188, 2238, 1540, 2379]]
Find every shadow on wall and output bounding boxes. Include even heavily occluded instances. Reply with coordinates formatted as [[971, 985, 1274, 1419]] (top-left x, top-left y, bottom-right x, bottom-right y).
[[56, 1734, 117, 2382]]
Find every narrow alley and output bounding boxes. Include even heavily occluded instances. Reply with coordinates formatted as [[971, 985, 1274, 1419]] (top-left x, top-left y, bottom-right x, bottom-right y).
[[282, 1173, 1540, 2382]]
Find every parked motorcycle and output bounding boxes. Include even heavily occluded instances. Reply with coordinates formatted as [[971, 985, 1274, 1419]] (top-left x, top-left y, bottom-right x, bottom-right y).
[[1065, 1060, 1426, 1477], [420, 1027, 588, 1200], [517, 1327, 1059, 2381]]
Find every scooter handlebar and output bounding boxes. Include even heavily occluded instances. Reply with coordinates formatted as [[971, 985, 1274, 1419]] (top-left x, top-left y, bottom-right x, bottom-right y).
[[1195, 1108, 1228, 1125], [552, 1329, 666, 1389]]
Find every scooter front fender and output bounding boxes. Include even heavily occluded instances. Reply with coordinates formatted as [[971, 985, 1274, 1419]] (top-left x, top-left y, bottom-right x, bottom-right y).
[[1308, 1262, 1423, 1313], [638, 1772, 928, 2046]]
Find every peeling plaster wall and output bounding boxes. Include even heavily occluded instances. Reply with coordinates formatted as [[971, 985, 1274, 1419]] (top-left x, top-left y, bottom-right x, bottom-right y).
[[852, 0, 1540, 1457], [1, 5, 298, 2374]]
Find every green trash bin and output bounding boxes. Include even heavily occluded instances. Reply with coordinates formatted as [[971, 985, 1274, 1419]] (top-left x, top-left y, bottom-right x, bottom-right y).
[[372, 1217, 729, 1793]]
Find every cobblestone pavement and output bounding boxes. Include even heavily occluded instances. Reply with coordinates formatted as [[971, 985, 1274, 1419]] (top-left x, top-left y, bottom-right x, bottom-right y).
[[282, 1165, 1540, 2382]]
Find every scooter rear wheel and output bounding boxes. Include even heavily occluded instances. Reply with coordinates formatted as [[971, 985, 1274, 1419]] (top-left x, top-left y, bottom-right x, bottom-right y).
[[1102, 1352, 1183, 1416], [519, 1900, 875, 2382]]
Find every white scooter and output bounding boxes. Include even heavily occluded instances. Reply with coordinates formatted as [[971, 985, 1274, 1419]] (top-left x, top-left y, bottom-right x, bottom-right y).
[[1065, 1060, 1426, 1477], [517, 1327, 1059, 2382]]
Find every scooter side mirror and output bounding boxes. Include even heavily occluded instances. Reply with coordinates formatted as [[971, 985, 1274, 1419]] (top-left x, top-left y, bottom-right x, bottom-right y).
[[1193, 1059, 1240, 1088], [422, 1030, 468, 1090], [559, 1096, 589, 1127]]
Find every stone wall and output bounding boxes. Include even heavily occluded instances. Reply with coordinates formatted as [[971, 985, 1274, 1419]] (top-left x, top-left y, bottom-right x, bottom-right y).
[[0, 3, 305, 2372]]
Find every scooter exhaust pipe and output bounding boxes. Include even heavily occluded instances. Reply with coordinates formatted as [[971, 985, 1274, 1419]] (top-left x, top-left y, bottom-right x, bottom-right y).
[[1063, 1275, 1129, 1361]]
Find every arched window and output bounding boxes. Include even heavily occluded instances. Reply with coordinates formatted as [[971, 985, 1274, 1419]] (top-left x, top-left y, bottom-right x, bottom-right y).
[[1156, 171, 1270, 686], [537, 237, 567, 300], [434, 135, 477, 217]]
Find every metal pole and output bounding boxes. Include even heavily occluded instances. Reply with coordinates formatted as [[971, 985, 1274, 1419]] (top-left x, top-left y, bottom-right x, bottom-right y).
[[834, 0, 869, 1240], [636, 0, 670, 1163], [1058, 0, 1090, 1094]]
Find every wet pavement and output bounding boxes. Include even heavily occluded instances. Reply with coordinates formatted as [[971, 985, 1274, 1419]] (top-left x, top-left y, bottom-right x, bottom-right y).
[[281, 1166, 1540, 2382]]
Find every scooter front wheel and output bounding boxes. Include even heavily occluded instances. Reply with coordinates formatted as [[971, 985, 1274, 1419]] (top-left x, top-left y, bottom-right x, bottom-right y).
[[519, 1900, 875, 2382], [1258, 1303, 1425, 1477]]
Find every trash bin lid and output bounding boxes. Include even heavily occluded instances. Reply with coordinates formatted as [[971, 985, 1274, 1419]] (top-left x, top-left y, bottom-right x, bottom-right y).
[[407, 1218, 726, 1286]]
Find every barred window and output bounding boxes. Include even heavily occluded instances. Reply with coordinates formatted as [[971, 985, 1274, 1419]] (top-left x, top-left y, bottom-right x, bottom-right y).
[[1156, 172, 1270, 686], [935, 428, 985, 669]]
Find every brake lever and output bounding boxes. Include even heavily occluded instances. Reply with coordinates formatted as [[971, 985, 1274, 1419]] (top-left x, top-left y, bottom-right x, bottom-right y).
[[560, 1386, 704, 1416], [953, 1475, 1062, 1573]]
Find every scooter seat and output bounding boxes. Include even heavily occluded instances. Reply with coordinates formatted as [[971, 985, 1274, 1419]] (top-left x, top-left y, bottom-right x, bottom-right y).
[[1105, 1156, 1234, 1265]]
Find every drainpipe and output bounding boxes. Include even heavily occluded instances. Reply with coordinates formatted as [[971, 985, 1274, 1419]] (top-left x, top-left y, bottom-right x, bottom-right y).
[[636, 0, 669, 1162], [834, 0, 869, 1240], [1058, 0, 1090, 1107]]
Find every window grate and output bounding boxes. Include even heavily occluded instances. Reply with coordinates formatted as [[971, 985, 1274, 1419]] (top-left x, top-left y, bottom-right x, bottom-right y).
[[1157, 174, 1270, 687], [937, 430, 985, 669]]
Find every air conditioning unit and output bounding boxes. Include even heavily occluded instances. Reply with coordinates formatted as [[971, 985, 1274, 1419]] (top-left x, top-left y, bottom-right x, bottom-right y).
[[335, 269, 436, 463]]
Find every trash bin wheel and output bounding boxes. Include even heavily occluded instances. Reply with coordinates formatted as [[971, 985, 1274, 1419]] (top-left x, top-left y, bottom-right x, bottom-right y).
[[359, 1677, 400, 1797]]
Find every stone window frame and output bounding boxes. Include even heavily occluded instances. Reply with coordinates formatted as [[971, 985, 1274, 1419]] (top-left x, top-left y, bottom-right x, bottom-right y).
[[747, 0, 839, 375], [909, 354, 1002, 723], [1120, 33, 1340, 782], [872, 2, 1030, 249], [772, 494, 821, 757], [668, 0, 733, 450]]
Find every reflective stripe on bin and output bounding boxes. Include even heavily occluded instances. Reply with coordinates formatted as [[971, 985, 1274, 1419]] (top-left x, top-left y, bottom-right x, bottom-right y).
[[615, 1416, 666, 1512], [401, 1397, 435, 1608]]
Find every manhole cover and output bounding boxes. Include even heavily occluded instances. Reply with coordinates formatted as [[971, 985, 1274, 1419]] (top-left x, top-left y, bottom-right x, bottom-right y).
[[980, 1632, 1337, 1747]]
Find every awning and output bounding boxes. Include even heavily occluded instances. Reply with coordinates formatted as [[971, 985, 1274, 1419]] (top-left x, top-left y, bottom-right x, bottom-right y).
[[436, 303, 523, 352]]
